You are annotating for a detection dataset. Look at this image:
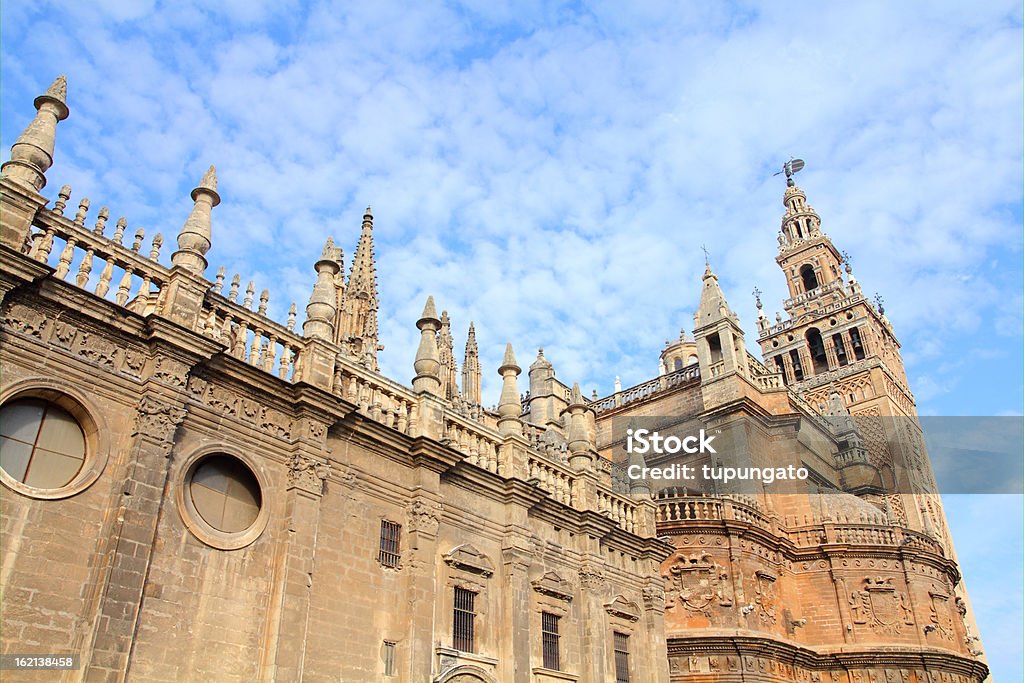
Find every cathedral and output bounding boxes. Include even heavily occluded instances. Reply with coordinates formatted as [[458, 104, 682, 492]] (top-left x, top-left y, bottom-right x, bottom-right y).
[[0, 76, 989, 682]]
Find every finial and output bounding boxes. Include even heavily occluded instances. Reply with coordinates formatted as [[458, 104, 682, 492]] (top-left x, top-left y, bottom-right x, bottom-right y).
[[773, 157, 805, 187], [94, 207, 109, 235], [752, 286, 763, 310], [419, 295, 438, 323], [702, 260, 716, 280], [500, 342, 520, 373], [172, 165, 220, 276], [228, 274, 240, 301], [112, 217, 127, 244], [258, 289, 269, 315], [496, 341, 523, 435], [74, 198, 89, 225], [243, 281, 255, 308], [52, 184, 71, 215], [1, 75, 70, 192], [131, 228, 145, 252], [213, 266, 225, 293], [149, 233, 163, 261], [614, 375, 622, 393], [701, 244, 710, 264], [287, 303, 297, 331], [874, 293, 885, 316], [412, 295, 442, 394]]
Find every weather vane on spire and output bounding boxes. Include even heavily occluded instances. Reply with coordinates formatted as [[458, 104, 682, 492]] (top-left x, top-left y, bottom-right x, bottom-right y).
[[701, 244, 710, 264], [752, 286, 763, 309], [773, 157, 805, 187]]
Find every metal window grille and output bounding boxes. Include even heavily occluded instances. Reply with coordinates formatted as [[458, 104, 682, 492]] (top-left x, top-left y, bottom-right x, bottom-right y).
[[541, 612, 560, 670], [613, 632, 630, 683], [383, 641, 396, 676], [453, 587, 476, 652], [379, 520, 401, 567]]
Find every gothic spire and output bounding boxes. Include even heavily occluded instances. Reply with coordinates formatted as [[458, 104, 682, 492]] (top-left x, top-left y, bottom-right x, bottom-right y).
[[462, 322, 482, 406], [438, 310, 459, 401], [694, 261, 736, 329], [2, 75, 69, 192], [338, 207, 380, 367]]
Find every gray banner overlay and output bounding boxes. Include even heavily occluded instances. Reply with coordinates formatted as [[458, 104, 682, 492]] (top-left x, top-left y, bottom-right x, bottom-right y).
[[610, 415, 1022, 496]]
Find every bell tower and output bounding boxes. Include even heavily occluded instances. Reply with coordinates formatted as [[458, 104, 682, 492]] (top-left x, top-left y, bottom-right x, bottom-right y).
[[756, 173, 911, 419]]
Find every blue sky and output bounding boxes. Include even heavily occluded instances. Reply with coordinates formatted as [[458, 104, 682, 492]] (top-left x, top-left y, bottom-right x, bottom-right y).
[[2, 0, 1021, 677]]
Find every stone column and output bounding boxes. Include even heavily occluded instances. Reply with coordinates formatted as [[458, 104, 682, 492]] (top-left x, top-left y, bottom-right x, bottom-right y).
[[501, 536, 534, 683], [85, 353, 192, 682], [576, 557, 608, 682], [404, 493, 442, 679]]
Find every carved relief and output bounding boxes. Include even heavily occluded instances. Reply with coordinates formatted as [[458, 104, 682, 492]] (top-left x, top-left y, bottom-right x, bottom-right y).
[[151, 354, 188, 388], [927, 587, 955, 640], [642, 582, 666, 612], [664, 551, 732, 616], [753, 570, 778, 624], [407, 498, 441, 535], [578, 564, 606, 591], [287, 453, 329, 495], [260, 407, 293, 438], [76, 332, 117, 369], [187, 373, 293, 440], [850, 577, 914, 635], [133, 395, 187, 452], [3, 303, 47, 338]]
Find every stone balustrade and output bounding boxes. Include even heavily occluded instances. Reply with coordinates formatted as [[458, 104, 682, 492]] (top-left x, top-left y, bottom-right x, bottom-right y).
[[596, 488, 638, 533], [333, 357, 418, 436], [527, 454, 576, 507], [591, 365, 700, 413], [29, 189, 171, 313], [443, 412, 503, 475]]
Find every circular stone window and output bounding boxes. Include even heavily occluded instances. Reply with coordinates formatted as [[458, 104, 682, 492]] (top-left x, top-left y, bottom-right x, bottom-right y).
[[0, 398, 86, 489], [181, 453, 267, 549]]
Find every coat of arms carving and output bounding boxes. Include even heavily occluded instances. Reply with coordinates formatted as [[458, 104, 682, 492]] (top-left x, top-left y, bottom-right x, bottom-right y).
[[664, 552, 732, 616], [850, 577, 914, 635]]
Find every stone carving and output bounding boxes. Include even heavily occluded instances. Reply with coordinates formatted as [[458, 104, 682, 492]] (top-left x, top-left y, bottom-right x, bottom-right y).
[[664, 552, 731, 616], [444, 543, 494, 577], [927, 588, 955, 640], [753, 570, 778, 624], [578, 564, 605, 590], [407, 498, 441, 535], [151, 355, 188, 388], [850, 577, 914, 635], [287, 453, 329, 495], [642, 583, 666, 612], [604, 595, 640, 622], [76, 332, 117, 369], [133, 395, 187, 450], [260, 406, 293, 438], [188, 374, 293, 440], [531, 571, 573, 602], [4, 303, 48, 338]]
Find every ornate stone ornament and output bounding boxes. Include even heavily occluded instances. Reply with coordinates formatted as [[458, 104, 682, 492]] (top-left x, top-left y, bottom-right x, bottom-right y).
[[849, 577, 914, 635], [406, 498, 441, 535], [287, 453, 329, 495], [531, 571, 572, 602], [753, 570, 778, 624], [604, 595, 640, 622], [133, 395, 187, 452], [443, 543, 494, 577], [664, 551, 731, 616]]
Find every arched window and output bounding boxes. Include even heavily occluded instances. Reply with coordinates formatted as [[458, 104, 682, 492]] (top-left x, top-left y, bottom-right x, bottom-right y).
[[805, 328, 829, 375], [800, 265, 818, 292], [849, 327, 866, 361], [707, 333, 723, 364], [687, 354, 698, 366], [673, 358, 683, 371], [0, 398, 86, 489]]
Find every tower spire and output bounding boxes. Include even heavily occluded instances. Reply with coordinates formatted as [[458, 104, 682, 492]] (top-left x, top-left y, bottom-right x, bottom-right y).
[[462, 322, 482, 406], [2, 75, 69, 192], [438, 310, 459, 401], [338, 207, 381, 368]]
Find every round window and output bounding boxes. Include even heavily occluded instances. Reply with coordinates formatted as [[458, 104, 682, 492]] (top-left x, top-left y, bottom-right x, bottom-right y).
[[0, 398, 86, 489], [188, 455, 262, 533]]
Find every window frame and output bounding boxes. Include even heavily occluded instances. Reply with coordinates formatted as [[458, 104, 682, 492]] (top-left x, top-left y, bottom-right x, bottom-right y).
[[177, 448, 270, 551], [0, 383, 109, 500], [541, 611, 561, 671], [453, 586, 477, 653], [613, 631, 630, 683], [378, 519, 402, 568]]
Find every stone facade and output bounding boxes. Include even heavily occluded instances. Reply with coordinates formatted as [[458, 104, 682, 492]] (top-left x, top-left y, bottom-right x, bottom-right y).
[[0, 77, 987, 683]]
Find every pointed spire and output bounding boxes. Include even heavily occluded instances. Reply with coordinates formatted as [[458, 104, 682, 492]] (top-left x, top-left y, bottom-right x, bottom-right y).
[[172, 165, 220, 276], [564, 381, 595, 472], [462, 322, 482, 406], [2, 75, 69, 193], [438, 310, 459, 401], [497, 342, 523, 436], [694, 261, 735, 328], [338, 206, 380, 367], [303, 236, 342, 341], [412, 296, 442, 395]]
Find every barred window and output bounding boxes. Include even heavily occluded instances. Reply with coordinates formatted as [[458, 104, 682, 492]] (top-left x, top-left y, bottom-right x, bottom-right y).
[[383, 640, 396, 676], [453, 587, 476, 652], [613, 632, 630, 683], [541, 612, 560, 670], [379, 520, 401, 567]]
